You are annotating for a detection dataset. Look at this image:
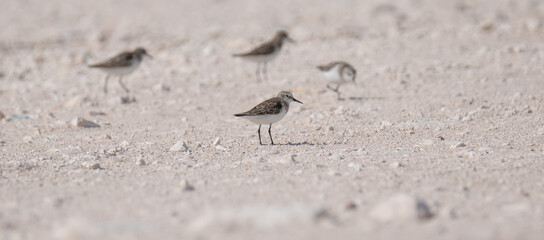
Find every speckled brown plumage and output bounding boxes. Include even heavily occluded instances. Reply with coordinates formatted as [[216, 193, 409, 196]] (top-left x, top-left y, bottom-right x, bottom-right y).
[[234, 97, 286, 116]]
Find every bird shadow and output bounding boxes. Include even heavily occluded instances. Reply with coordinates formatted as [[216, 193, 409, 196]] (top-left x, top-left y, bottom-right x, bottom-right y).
[[274, 141, 328, 146], [347, 96, 386, 101]]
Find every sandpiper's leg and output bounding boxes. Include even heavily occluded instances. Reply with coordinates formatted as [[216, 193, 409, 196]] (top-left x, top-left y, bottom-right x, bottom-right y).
[[268, 124, 274, 145], [103, 75, 110, 94], [257, 125, 262, 145], [118, 76, 130, 93], [336, 85, 344, 100], [255, 63, 262, 81], [262, 62, 268, 81]]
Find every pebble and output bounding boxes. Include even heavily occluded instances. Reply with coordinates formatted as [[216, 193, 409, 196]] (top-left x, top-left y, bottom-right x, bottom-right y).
[[181, 179, 195, 191], [389, 161, 401, 168], [345, 201, 358, 211], [0, 111, 5, 120], [136, 158, 146, 166], [458, 150, 477, 158], [356, 148, 369, 155], [348, 162, 362, 171], [250, 157, 265, 164], [170, 141, 189, 152], [369, 194, 433, 222], [82, 162, 102, 170], [119, 141, 132, 149], [450, 142, 466, 149], [71, 117, 100, 128], [88, 111, 106, 116], [152, 83, 171, 92], [525, 19, 541, 32], [23, 136, 33, 143], [334, 106, 345, 115], [114, 96, 136, 104], [212, 137, 220, 146], [329, 154, 343, 161], [380, 121, 393, 129]]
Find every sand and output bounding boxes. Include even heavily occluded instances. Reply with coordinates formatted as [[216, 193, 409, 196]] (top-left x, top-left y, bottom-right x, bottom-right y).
[[1, 0, 543, 239]]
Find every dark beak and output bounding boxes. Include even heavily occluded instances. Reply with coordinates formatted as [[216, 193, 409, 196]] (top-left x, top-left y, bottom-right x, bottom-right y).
[[286, 36, 296, 44], [293, 97, 303, 104], [145, 53, 153, 59]]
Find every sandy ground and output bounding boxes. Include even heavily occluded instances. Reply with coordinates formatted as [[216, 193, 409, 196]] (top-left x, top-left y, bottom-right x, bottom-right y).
[[1, 0, 544, 239]]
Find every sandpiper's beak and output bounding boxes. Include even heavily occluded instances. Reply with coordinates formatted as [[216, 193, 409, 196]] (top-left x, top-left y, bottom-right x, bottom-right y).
[[145, 53, 153, 59], [286, 36, 296, 44], [293, 98, 303, 104]]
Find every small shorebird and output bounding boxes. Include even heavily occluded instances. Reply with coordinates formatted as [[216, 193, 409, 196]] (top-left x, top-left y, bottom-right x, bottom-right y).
[[317, 61, 357, 100], [233, 30, 295, 81], [234, 91, 302, 145], [89, 47, 152, 94]]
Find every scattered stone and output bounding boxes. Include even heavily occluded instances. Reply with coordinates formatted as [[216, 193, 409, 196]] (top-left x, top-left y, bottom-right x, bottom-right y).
[[170, 141, 189, 152], [450, 142, 466, 149], [117, 96, 136, 104], [82, 162, 102, 170], [136, 158, 146, 166], [525, 19, 541, 32], [0, 111, 5, 120], [380, 121, 393, 129], [389, 161, 401, 168], [369, 194, 433, 222], [348, 162, 362, 171], [71, 117, 100, 128], [314, 208, 338, 225], [334, 106, 345, 115], [10, 115, 30, 120], [88, 111, 106, 116], [103, 135, 112, 140], [119, 141, 132, 149], [345, 201, 358, 211], [23, 136, 33, 143], [458, 150, 477, 158], [212, 137, 220, 146], [356, 148, 369, 155], [329, 154, 343, 161], [480, 22, 495, 32], [250, 157, 265, 163], [181, 179, 195, 191], [152, 83, 171, 92]]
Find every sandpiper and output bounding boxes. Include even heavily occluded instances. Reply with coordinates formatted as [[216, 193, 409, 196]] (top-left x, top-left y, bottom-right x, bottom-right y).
[[317, 61, 357, 100], [234, 91, 302, 145], [89, 47, 152, 94], [233, 30, 295, 81]]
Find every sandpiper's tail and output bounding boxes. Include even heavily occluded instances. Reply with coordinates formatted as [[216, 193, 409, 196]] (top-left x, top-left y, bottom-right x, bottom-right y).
[[232, 53, 246, 57]]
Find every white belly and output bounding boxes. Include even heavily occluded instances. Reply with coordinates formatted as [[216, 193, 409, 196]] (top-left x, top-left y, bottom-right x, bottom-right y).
[[100, 61, 140, 76], [322, 66, 344, 84], [241, 109, 287, 124]]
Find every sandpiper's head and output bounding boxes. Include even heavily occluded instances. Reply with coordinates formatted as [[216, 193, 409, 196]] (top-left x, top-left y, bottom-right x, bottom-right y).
[[276, 30, 295, 44], [343, 65, 357, 82], [133, 47, 153, 59], [277, 91, 302, 104]]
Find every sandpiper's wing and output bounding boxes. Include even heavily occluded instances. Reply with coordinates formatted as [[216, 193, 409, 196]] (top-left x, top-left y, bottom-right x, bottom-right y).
[[233, 41, 276, 57], [317, 61, 344, 71], [89, 51, 134, 68], [234, 97, 282, 116]]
